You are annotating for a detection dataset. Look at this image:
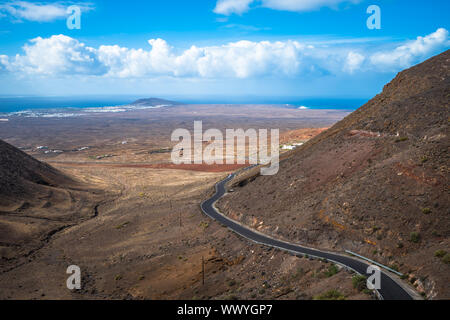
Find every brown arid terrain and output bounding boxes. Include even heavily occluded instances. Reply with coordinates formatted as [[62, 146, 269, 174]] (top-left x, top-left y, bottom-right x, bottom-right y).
[[0, 139, 106, 263], [0, 105, 376, 300], [0, 105, 345, 164], [218, 50, 450, 299]]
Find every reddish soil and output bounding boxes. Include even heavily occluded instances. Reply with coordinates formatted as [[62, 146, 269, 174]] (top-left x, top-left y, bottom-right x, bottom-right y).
[[281, 127, 329, 144], [49, 161, 248, 173]]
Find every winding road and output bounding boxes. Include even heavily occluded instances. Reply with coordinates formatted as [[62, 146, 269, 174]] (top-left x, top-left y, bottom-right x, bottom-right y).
[[201, 172, 415, 300]]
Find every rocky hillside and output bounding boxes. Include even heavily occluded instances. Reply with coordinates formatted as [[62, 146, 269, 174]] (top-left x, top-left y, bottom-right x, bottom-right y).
[[218, 50, 450, 299], [0, 140, 104, 264], [0, 139, 75, 205]]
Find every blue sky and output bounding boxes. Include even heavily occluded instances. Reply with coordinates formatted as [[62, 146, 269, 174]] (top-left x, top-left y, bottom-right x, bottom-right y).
[[0, 0, 449, 99]]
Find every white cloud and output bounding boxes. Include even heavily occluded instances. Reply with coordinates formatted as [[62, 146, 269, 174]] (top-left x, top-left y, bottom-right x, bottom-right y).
[[214, 0, 360, 15], [10, 34, 106, 75], [1, 29, 448, 79], [98, 39, 306, 79], [214, 0, 254, 15], [370, 28, 450, 70], [344, 51, 365, 73], [0, 1, 93, 22], [97, 39, 177, 78]]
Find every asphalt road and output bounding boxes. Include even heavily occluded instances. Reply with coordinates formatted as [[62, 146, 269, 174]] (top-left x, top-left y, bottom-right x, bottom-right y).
[[201, 173, 414, 300]]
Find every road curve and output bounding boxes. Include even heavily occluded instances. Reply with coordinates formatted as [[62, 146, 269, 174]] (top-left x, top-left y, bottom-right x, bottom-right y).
[[201, 173, 414, 300]]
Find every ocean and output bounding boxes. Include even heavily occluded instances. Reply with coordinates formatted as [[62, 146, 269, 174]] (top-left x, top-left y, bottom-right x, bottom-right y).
[[0, 95, 367, 117], [0, 96, 138, 114]]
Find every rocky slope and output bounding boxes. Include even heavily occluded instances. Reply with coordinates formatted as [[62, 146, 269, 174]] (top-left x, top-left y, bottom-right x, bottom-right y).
[[218, 50, 450, 299], [0, 139, 104, 264], [0, 139, 75, 205]]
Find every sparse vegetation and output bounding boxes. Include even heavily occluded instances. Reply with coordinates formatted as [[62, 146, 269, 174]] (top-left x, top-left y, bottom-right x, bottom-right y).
[[227, 279, 236, 287], [410, 232, 420, 243], [115, 222, 130, 229], [313, 289, 345, 300], [433, 250, 450, 264], [149, 148, 171, 154], [395, 137, 408, 142], [389, 264, 399, 272], [352, 275, 367, 292], [434, 250, 447, 258], [324, 264, 339, 277], [362, 288, 372, 295], [372, 226, 381, 232], [422, 208, 432, 215], [199, 221, 209, 229]]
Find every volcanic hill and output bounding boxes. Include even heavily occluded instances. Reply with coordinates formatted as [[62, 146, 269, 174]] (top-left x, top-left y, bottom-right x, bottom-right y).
[[129, 97, 182, 107], [218, 50, 450, 299]]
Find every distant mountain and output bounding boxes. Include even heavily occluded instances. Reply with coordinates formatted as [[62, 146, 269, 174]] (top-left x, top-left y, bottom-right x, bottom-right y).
[[219, 50, 450, 298], [129, 97, 182, 107]]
